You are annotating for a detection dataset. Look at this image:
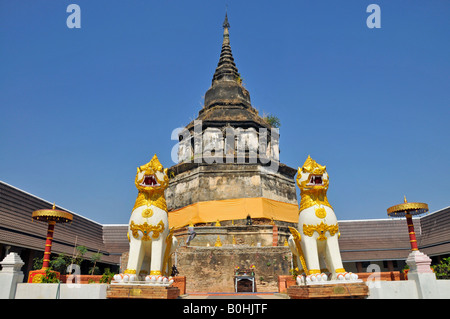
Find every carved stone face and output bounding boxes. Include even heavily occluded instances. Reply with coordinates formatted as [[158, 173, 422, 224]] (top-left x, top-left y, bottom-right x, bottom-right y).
[[296, 155, 329, 193], [135, 154, 169, 193]]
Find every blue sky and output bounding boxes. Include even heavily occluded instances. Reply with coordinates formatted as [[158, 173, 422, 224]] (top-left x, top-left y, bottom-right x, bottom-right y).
[[1, 1, 449, 224]]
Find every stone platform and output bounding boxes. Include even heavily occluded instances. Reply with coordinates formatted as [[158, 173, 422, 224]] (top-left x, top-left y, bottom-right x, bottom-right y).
[[287, 282, 369, 299], [107, 284, 180, 299]]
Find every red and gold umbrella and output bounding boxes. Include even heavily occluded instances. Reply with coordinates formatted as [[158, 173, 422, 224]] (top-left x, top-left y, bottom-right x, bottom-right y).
[[28, 204, 73, 283]]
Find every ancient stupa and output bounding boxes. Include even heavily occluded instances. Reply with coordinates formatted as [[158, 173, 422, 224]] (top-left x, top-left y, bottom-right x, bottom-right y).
[[166, 14, 298, 231]]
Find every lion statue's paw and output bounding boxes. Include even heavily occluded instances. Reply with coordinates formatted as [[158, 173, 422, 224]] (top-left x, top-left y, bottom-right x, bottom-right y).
[[113, 273, 139, 283], [296, 275, 305, 285], [145, 275, 174, 285], [297, 273, 329, 284], [337, 272, 358, 281], [307, 273, 328, 283]]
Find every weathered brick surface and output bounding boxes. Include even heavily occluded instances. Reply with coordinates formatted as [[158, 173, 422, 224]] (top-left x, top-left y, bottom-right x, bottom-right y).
[[278, 271, 403, 293], [287, 282, 369, 299], [175, 246, 291, 293], [107, 285, 180, 299]]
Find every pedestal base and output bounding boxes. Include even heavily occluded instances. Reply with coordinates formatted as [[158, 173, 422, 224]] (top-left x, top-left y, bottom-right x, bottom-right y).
[[406, 250, 433, 273], [405, 250, 439, 298], [28, 269, 60, 283], [107, 284, 180, 299], [287, 282, 369, 299]]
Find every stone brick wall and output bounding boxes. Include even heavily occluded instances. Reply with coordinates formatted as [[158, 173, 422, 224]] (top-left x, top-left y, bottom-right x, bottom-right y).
[[166, 163, 297, 211], [174, 223, 294, 248], [174, 246, 292, 293]]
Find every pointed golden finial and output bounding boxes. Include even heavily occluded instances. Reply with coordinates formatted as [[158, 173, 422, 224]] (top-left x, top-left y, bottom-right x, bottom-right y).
[[52, 202, 56, 210], [215, 219, 221, 227], [404, 195, 408, 203], [214, 235, 222, 247]]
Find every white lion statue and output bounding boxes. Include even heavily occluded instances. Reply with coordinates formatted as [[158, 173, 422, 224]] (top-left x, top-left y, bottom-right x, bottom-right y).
[[288, 155, 358, 284], [114, 154, 178, 284]]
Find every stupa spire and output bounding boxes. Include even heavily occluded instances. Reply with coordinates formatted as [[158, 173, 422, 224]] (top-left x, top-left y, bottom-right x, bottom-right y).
[[212, 12, 240, 83]]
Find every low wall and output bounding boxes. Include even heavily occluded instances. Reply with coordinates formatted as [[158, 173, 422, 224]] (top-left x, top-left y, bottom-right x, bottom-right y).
[[14, 277, 186, 299], [60, 275, 103, 284], [278, 272, 403, 293], [367, 275, 450, 299], [15, 283, 108, 299], [279, 273, 450, 299]]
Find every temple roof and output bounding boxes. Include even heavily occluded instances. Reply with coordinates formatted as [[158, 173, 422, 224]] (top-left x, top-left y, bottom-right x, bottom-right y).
[[186, 13, 271, 131]]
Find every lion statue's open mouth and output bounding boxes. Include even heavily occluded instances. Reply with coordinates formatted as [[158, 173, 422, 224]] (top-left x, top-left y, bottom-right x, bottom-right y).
[[135, 156, 169, 192], [140, 175, 160, 188], [308, 175, 323, 186]]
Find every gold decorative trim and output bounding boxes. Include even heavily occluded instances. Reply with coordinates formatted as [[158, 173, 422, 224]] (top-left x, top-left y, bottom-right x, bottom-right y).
[[150, 270, 162, 276], [299, 193, 333, 212], [129, 220, 165, 241], [288, 226, 310, 275], [141, 208, 154, 218], [133, 191, 167, 214], [162, 227, 175, 276], [335, 268, 345, 273], [315, 207, 327, 219], [124, 269, 136, 274], [309, 269, 321, 274], [32, 209, 73, 222], [32, 274, 44, 283], [303, 221, 339, 241], [387, 201, 428, 217]]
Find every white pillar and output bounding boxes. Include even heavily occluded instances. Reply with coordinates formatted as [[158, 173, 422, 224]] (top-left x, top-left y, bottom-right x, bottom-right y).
[[406, 250, 440, 299], [0, 252, 25, 299]]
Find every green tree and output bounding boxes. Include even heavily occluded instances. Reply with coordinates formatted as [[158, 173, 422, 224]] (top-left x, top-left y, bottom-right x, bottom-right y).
[[71, 245, 87, 266], [100, 268, 115, 284], [90, 251, 103, 275], [432, 257, 450, 279], [32, 256, 43, 270], [263, 114, 281, 128], [51, 253, 70, 273]]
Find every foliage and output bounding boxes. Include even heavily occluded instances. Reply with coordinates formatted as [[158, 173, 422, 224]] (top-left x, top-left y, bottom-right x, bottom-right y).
[[32, 257, 43, 270], [71, 245, 87, 266], [51, 253, 70, 273], [90, 251, 103, 275], [33, 254, 70, 273], [263, 114, 281, 128], [100, 268, 115, 284], [432, 257, 450, 279], [290, 267, 299, 279], [89, 266, 101, 275], [41, 269, 60, 283], [235, 73, 243, 85]]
